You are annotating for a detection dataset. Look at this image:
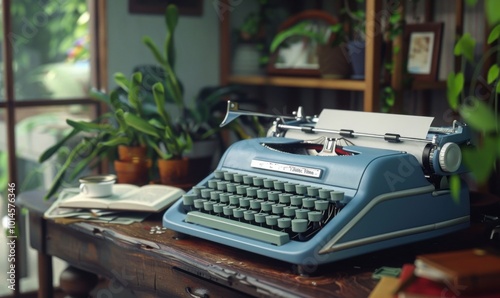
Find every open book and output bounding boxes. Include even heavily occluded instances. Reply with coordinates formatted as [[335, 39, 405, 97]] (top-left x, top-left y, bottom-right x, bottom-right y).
[[58, 184, 185, 212]]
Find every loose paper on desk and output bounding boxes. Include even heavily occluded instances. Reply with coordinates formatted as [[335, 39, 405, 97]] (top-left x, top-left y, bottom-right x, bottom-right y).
[[44, 188, 150, 224]]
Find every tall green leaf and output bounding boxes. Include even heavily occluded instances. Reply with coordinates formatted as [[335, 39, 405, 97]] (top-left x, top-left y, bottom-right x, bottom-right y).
[[128, 72, 143, 116], [123, 112, 160, 138], [38, 128, 80, 163], [153, 82, 169, 124], [485, 0, 500, 26], [143, 36, 167, 67], [447, 72, 464, 111], [114, 72, 130, 92]]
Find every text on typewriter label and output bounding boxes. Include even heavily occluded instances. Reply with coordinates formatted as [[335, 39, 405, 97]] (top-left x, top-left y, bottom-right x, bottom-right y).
[[251, 159, 322, 178]]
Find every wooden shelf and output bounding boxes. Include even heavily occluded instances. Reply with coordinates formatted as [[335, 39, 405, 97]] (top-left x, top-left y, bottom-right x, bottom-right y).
[[219, 0, 382, 112], [410, 80, 447, 90], [228, 75, 366, 91]]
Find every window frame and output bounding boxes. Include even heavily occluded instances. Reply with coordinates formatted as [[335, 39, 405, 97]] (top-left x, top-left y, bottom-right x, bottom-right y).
[[0, 0, 107, 295]]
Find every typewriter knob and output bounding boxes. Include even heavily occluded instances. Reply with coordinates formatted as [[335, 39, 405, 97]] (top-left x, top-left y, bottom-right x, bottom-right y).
[[439, 142, 462, 172]]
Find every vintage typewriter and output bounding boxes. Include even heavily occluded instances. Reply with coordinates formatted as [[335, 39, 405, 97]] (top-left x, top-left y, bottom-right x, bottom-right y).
[[163, 101, 472, 268]]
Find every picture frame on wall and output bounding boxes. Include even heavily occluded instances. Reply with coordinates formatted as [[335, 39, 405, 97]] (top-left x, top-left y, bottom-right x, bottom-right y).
[[404, 23, 444, 81], [128, 0, 203, 16]]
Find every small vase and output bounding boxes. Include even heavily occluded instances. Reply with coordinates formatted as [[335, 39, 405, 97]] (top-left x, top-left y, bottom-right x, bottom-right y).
[[347, 40, 366, 79]]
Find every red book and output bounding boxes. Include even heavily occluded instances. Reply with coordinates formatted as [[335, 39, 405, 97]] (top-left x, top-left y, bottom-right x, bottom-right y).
[[395, 264, 451, 298]]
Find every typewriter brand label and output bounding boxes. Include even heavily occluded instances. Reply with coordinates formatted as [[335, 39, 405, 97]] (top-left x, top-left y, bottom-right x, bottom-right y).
[[251, 160, 322, 178]]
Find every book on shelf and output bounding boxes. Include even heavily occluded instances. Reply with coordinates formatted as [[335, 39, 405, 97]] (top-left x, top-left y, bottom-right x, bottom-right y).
[[56, 183, 185, 212]]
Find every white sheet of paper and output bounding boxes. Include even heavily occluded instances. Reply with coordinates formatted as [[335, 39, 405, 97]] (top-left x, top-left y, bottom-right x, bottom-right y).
[[316, 109, 434, 139]]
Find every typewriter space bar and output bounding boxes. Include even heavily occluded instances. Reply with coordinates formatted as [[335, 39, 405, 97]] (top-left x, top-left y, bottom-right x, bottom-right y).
[[185, 211, 290, 246]]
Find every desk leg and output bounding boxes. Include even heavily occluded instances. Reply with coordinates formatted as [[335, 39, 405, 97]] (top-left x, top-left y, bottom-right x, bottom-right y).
[[37, 252, 53, 298], [59, 266, 98, 298]]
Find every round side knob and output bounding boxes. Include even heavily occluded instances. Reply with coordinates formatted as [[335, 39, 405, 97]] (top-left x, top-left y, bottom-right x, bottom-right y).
[[439, 143, 462, 172]]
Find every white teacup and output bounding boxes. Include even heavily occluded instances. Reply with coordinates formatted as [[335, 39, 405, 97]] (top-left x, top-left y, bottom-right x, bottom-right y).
[[79, 174, 116, 198]]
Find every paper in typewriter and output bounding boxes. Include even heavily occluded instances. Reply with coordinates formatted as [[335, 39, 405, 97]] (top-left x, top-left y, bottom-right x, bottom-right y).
[[297, 109, 434, 165], [316, 109, 434, 139]]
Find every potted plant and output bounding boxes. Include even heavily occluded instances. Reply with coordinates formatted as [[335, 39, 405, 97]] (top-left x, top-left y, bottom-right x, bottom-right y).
[[139, 4, 246, 184], [446, 0, 500, 200], [123, 82, 192, 186], [38, 72, 153, 199]]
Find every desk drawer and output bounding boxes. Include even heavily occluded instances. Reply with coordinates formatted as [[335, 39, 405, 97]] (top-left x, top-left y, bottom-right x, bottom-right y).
[[165, 267, 252, 298]]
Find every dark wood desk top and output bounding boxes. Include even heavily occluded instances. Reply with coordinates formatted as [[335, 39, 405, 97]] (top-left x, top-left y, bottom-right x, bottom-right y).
[[18, 190, 497, 298]]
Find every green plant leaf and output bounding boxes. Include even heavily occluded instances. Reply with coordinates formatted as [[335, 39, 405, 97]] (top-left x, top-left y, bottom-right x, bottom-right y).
[[89, 88, 112, 106], [114, 72, 130, 92], [465, 0, 477, 6], [485, 0, 500, 26], [68, 145, 103, 181], [145, 137, 170, 160], [383, 87, 395, 107], [38, 128, 80, 163], [123, 112, 160, 138], [128, 72, 143, 116], [100, 136, 130, 147], [165, 4, 179, 38], [164, 5, 177, 69], [66, 119, 113, 132], [459, 98, 498, 133], [488, 24, 500, 44], [270, 21, 326, 53], [109, 90, 122, 111], [143, 36, 167, 66], [454, 33, 476, 63], [446, 72, 464, 111], [462, 137, 497, 184], [487, 64, 500, 84], [149, 118, 165, 130], [449, 174, 461, 204], [153, 82, 169, 124], [43, 141, 89, 200]]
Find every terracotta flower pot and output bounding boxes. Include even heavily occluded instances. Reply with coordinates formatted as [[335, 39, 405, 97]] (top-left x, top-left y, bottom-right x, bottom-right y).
[[113, 160, 150, 185], [117, 145, 148, 162], [158, 158, 191, 187], [114, 145, 151, 185]]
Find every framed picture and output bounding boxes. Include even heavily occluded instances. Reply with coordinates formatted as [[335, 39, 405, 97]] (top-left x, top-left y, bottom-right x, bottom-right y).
[[404, 23, 444, 81], [128, 0, 203, 16], [267, 10, 339, 76]]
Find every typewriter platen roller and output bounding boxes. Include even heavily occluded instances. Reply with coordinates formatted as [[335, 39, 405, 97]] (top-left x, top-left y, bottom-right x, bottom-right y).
[[163, 102, 471, 267]]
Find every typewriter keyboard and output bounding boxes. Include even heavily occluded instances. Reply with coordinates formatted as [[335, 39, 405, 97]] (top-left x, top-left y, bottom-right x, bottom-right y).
[[180, 170, 346, 246]]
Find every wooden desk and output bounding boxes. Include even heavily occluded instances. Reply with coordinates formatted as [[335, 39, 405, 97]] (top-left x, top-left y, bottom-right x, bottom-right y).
[[18, 190, 493, 298]]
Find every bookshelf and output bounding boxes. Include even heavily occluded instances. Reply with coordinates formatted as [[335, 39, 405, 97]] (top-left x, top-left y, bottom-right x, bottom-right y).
[[218, 0, 383, 112]]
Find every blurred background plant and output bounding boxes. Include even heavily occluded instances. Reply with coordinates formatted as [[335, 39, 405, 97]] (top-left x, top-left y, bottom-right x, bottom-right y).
[[447, 0, 500, 199]]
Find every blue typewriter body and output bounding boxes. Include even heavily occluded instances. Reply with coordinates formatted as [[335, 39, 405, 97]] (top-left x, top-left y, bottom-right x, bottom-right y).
[[163, 135, 470, 266]]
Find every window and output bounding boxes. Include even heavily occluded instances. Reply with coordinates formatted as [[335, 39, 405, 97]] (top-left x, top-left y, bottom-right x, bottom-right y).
[[0, 0, 107, 295]]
